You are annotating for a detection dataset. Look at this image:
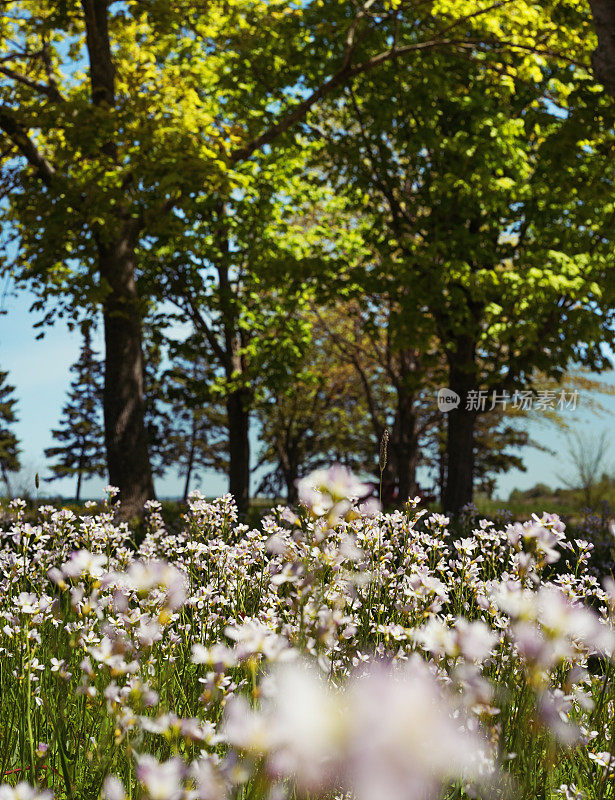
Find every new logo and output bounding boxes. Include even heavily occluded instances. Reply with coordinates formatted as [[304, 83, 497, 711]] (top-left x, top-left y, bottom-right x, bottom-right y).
[[437, 388, 460, 413]]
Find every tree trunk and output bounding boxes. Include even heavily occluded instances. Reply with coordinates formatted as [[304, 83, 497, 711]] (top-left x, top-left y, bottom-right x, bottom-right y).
[[438, 419, 447, 505], [443, 404, 477, 515], [1, 463, 11, 499], [283, 449, 300, 505], [276, 432, 298, 504], [100, 234, 155, 517], [589, 1, 615, 96], [81, 2, 154, 516], [182, 413, 197, 502], [76, 445, 86, 503], [285, 472, 298, 505], [76, 469, 83, 503], [226, 388, 251, 515], [442, 335, 478, 516], [395, 441, 418, 502], [392, 391, 419, 502]]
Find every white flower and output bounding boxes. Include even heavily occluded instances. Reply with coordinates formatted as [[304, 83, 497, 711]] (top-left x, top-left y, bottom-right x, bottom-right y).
[[223, 660, 345, 792], [14, 592, 40, 615], [223, 657, 485, 798], [347, 656, 487, 800], [124, 562, 187, 611], [413, 617, 457, 657], [189, 757, 227, 800], [62, 550, 108, 580], [0, 785, 52, 800], [297, 465, 375, 523], [135, 754, 185, 800], [102, 776, 127, 800], [191, 643, 237, 669], [588, 751, 615, 771], [222, 694, 273, 752], [135, 614, 163, 647], [454, 619, 498, 662], [88, 637, 138, 675], [225, 621, 291, 661]]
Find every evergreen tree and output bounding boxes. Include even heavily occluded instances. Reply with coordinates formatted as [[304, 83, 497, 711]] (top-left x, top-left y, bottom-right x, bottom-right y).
[[0, 370, 21, 498], [45, 327, 106, 501], [162, 338, 228, 502]]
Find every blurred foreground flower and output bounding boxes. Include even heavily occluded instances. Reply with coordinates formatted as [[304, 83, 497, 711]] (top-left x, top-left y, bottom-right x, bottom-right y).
[[297, 465, 377, 525], [223, 656, 487, 799], [0, 785, 52, 800], [136, 754, 185, 800]]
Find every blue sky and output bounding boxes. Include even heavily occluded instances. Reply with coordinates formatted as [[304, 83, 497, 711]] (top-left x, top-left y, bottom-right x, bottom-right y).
[[1, 284, 614, 502]]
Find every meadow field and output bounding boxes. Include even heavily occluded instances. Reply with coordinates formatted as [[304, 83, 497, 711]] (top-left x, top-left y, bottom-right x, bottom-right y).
[[1, 467, 614, 800]]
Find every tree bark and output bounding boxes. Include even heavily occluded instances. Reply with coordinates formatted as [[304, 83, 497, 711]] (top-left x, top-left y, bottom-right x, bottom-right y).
[[285, 472, 298, 504], [442, 335, 478, 516], [100, 232, 155, 516], [282, 444, 300, 504], [275, 427, 299, 504], [391, 388, 419, 502], [226, 388, 251, 515], [394, 439, 418, 502], [182, 412, 197, 502], [589, 1, 615, 97]]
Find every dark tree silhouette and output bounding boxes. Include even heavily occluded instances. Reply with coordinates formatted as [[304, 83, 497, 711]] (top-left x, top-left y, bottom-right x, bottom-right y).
[[45, 327, 106, 501], [0, 369, 21, 498]]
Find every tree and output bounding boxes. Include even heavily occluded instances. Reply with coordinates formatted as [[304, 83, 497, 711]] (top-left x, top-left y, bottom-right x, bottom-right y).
[[255, 312, 376, 502], [44, 326, 106, 501], [159, 337, 228, 502], [0, 370, 21, 497], [151, 156, 326, 513], [558, 429, 611, 509], [0, 1, 593, 515], [315, 298, 441, 502], [310, 35, 615, 515]]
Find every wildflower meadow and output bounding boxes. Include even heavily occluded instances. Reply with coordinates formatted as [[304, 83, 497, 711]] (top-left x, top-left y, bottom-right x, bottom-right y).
[[1, 467, 615, 800]]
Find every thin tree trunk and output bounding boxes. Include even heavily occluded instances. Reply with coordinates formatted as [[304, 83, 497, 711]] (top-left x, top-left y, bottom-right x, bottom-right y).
[[76, 444, 86, 503], [393, 390, 419, 502], [395, 441, 418, 502], [283, 451, 300, 504], [442, 335, 478, 515], [227, 388, 251, 515], [100, 234, 155, 517], [1, 463, 11, 499], [438, 419, 447, 505], [276, 429, 299, 504], [443, 405, 477, 515], [182, 413, 197, 502]]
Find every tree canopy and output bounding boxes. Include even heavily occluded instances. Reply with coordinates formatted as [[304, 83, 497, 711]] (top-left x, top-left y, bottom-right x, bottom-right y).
[[1, 0, 614, 513]]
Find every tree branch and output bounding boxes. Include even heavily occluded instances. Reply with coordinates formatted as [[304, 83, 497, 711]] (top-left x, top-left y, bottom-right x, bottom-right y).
[[0, 65, 64, 102], [0, 106, 56, 184], [231, 36, 580, 163]]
